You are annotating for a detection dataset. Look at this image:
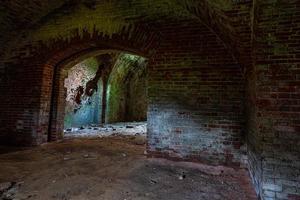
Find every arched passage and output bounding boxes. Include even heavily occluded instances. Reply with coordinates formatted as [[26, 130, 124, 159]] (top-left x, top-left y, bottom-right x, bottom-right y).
[[32, 24, 159, 144], [0, 0, 246, 166], [0, 15, 247, 167], [1, 1, 300, 199], [48, 50, 149, 141], [105, 53, 148, 124]]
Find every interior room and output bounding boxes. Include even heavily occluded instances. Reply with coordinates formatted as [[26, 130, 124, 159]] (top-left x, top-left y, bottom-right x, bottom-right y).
[[0, 1, 299, 200]]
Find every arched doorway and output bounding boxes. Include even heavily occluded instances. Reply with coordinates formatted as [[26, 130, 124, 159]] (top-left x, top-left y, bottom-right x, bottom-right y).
[[50, 52, 148, 139], [46, 48, 150, 141]]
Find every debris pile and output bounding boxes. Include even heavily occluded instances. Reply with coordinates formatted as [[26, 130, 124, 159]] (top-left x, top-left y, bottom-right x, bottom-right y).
[[64, 122, 147, 138]]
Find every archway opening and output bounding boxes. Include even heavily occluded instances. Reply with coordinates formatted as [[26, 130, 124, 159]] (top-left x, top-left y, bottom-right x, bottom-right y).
[[61, 52, 148, 140]]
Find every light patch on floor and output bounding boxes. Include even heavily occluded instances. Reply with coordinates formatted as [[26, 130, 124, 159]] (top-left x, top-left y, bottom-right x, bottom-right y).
[[64, 122, 147, 138]]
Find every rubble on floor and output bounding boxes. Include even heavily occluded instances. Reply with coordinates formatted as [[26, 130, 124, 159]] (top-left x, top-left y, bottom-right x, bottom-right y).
[[64, 122, 147, 138], [0, 181, 23, 200]]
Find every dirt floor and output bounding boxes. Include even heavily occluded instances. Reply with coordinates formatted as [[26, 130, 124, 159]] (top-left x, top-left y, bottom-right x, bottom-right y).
[[0, 135, 257, 200]]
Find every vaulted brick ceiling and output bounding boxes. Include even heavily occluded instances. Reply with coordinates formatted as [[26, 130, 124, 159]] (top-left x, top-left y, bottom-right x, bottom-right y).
[[0, 0, 186, 33], [0, 0, 235, 29], [0, 0, 252, 61]]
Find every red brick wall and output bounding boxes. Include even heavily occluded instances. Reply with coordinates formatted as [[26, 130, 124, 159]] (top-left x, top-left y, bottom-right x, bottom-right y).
[[0, 26, 157, 145], [0, 18, 246, 167], [147, 20, 246, 167], [248, 0, 300, 199], [0, 1, 299, 198]]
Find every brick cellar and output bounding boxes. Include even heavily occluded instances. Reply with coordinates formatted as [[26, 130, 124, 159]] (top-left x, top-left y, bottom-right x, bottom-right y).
[[0, 1, 299, 200]]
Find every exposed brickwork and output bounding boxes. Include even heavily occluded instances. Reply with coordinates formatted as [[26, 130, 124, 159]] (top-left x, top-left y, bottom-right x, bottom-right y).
[[180, 0, 253, 66], [0, 25, 158, 145], [248, 0, 300, 199], [0, 1, 299, 199], [147, 20, 246, 167]]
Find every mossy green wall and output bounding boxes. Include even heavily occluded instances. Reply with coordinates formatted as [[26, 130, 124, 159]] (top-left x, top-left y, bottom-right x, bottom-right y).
[[126, 61, 147, 122], [106, 54, 147, 123]]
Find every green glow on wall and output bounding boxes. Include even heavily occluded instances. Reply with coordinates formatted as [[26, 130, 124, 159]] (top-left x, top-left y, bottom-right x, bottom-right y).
[[105, 53, 147, 123]]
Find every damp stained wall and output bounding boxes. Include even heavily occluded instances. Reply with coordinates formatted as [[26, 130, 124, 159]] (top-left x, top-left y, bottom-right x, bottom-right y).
[[64, 58, 102, 128]]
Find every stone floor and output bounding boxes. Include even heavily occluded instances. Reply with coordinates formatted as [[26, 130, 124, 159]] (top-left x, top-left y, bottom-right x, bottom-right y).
[[64, 122, 147, 138], [0, 135, 257, 200]]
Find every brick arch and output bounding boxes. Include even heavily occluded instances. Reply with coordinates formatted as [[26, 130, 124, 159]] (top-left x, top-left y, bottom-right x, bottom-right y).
[[42, 23, 159, 63], [46, 51, 148, 142], [0, 0, 242, 65], [32, 26, 159, 145], [0, 1, 245, 147]]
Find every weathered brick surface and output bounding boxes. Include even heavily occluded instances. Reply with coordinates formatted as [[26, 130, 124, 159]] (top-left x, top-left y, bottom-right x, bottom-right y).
[[248, 0, 300, 199], [147, 20, 246, 167], [0, 1, 299, 199], [181, 0, 253, 65], [0, 25, 158, 145]]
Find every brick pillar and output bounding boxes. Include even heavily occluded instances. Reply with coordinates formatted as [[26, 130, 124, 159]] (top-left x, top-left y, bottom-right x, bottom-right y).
[[248, 1, 300, 199], [48, 67, 68, 141]]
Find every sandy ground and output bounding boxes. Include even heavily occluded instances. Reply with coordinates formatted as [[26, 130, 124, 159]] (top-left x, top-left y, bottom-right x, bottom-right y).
[[0, 135, 257, 200]]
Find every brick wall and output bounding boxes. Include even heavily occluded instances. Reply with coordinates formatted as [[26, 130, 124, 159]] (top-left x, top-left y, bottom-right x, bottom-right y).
[[0, 17, 246, 167], [0, 25, 157, 145], [248, 1, 300, 199], [0, 1, 299, 199], [147, 20, 246, 167]]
